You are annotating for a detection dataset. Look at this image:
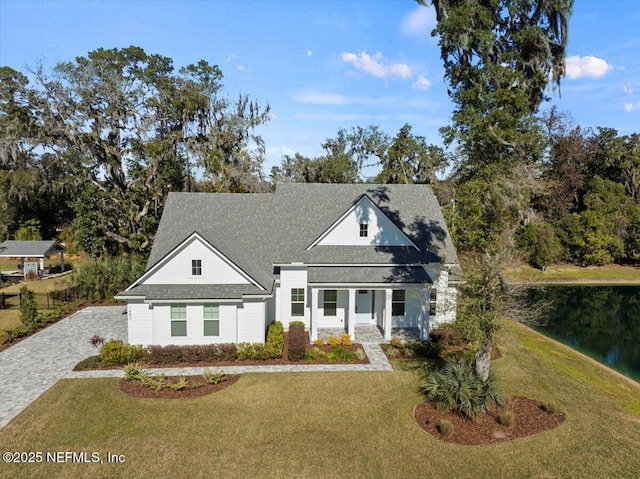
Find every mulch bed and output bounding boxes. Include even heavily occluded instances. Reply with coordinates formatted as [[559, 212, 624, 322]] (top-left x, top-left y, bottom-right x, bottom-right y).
[[414, 396, 565, 445], [119, 374, 241, 399]]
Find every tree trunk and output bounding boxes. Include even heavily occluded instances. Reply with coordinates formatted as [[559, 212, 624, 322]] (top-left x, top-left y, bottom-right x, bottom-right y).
[[475, 344, 492, 381]]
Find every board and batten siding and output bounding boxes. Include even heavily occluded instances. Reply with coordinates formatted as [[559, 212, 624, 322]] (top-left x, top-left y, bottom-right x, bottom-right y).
[[128, 301, 153, 345], [143, 237, 251, 285], [237, 299, 267, 343], [315, 196, 414, 247], [149, 303, 238, 346], [279, 266, 309, 329]]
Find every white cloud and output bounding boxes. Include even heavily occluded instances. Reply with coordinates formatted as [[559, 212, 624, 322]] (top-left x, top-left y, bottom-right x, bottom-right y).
[[307, 50, 313, 56], [623, 85, 634, 95], [293, 90, 397, 105], [412, 75, 432, 90], [624, 101, 640, 112], [341, 51, 412, 80], [400, 6, 436, 36], [565, 55, 613, 80], [237, 65, 246, 71]]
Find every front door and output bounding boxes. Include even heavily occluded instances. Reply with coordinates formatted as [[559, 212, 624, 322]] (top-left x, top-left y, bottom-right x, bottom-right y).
[[355, 290, 372, 324]]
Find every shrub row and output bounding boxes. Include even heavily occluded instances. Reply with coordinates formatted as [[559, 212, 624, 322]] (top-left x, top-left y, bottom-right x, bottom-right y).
[[288, 322, 307, 361], [237, 321, 284, 360], [147, 343, 237, 364]]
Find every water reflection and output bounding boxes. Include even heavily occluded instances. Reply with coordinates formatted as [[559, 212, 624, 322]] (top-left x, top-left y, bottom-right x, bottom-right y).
[[527, 286, 640, 381]]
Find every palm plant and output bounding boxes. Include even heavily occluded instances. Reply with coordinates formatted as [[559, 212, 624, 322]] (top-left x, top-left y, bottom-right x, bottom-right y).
[[421, 360, 504, 419]]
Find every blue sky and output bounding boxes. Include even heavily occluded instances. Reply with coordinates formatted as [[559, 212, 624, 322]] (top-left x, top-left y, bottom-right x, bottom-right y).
[[1, 1, 639, 175]]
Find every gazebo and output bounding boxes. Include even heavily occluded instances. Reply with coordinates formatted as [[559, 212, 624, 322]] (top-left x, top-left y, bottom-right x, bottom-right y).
[[0, 240, 67, 276]]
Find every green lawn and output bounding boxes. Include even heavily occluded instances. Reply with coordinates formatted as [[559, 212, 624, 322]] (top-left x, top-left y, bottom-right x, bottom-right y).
[[507, 263, 640, 284], [0, 321, 639, 479]]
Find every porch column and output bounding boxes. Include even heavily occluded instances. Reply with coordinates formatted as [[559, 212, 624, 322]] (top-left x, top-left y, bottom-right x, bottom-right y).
[[347, 288, 356, 340], [39, 258, 45, 271], [60, 252, 65, 272], [310, 288, 319, 342], [384, 288, 392, 341]]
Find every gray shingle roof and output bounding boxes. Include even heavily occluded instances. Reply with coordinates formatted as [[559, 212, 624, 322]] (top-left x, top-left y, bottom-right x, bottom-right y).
[[0, 240, 66, 258], [136, 183, 458, 298], [308, 266, 434, 284], [119, 284, 267, 300]]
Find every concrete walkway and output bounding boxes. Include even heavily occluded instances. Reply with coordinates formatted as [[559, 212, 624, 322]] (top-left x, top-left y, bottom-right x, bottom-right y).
[[0, 306, 393, 430]]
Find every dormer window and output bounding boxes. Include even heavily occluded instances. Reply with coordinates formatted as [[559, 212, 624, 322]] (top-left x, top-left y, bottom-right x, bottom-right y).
[[359, 223, 368, 237], [192, 259, 202, 276]]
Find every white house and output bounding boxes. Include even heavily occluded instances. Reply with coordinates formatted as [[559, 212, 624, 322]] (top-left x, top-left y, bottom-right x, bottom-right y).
[[116, 183, 460, 346]]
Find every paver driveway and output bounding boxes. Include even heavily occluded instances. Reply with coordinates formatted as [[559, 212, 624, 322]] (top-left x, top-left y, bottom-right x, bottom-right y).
[[0, 306, 126, 430]]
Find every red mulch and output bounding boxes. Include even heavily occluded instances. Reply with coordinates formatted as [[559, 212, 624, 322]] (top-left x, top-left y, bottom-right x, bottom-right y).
[[119, 374, 241, 399], [414, 396, 565, 445]]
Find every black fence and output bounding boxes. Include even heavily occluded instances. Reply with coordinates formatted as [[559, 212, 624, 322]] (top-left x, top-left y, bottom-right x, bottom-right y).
[[0, 286, 84, 310]]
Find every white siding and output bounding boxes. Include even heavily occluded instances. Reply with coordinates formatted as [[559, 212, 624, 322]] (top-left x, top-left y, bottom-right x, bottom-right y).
[[128, 301, 153, 345], [279, 266, 309, 329], [149, 303, 238, 346], [238, 300, 266, 343], [433, 270, 456, 328], [316, 289, 346, 328], [315, 196, 414, 247], [392, 286, 423, 328], [143, 237, 251, 285]]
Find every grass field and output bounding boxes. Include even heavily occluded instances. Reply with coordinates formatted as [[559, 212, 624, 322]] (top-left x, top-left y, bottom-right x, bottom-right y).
[[0, 321, 638, 479], [507, 263, 640, 284]]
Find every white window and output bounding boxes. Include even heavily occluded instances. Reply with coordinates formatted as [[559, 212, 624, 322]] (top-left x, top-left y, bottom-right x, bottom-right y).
[[171, 304, 187, 336], [192, 259, 202, 276], [291, 288, 304, 316], [359, 223, 368, 237], [203, 304, 219, 336], [323, 290, 337, 316], [392, 290, 405, 316]]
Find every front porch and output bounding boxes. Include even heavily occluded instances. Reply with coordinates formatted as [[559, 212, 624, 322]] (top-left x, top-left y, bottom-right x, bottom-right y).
[[318, 326, 420, 344]]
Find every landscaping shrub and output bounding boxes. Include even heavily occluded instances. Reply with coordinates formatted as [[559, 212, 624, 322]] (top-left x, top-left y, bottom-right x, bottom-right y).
[[265, 321, 284, 358], [326, 335, 340, 347], [313, 338, 324, 347], [100, 339, 145, 365], [203, 369, 227, 384], [123, 362, 146, 381], [340, 334, 353, 346], [89, 334, 105, 349], [328, 346, 354, 363], [237, 342, 272, 360], [288, 323, 306, 361], [429, 325, 465, 348], [542, 402, 558, 414], [289, 320, 305, 328], [437, 420, 454, 437], [146, 343, 237, 364], [19, 286, 39, 330], [304, 346, 328, 362], [497, 411, 514, 428], [421, 360, 505, 419], [354, 347, 366, 361]]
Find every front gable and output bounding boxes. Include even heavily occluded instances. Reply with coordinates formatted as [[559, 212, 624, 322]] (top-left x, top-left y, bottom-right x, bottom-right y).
[[126, 233, 263, 290], [307, 195, 418, 250]]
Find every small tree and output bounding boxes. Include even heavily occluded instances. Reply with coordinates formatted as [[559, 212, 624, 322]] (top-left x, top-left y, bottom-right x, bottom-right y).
[[19, 286, 39, 329], [454, 248, 545, 380]]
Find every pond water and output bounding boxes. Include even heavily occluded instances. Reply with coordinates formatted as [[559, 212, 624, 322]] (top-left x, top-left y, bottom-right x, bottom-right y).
[[527, 286, 640, 382]]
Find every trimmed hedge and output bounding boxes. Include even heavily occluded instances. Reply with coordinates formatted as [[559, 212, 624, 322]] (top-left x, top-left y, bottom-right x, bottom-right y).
[[147, 343, 237, 364], [288, 323, 307, 361], [100, 340, 145, 365]]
